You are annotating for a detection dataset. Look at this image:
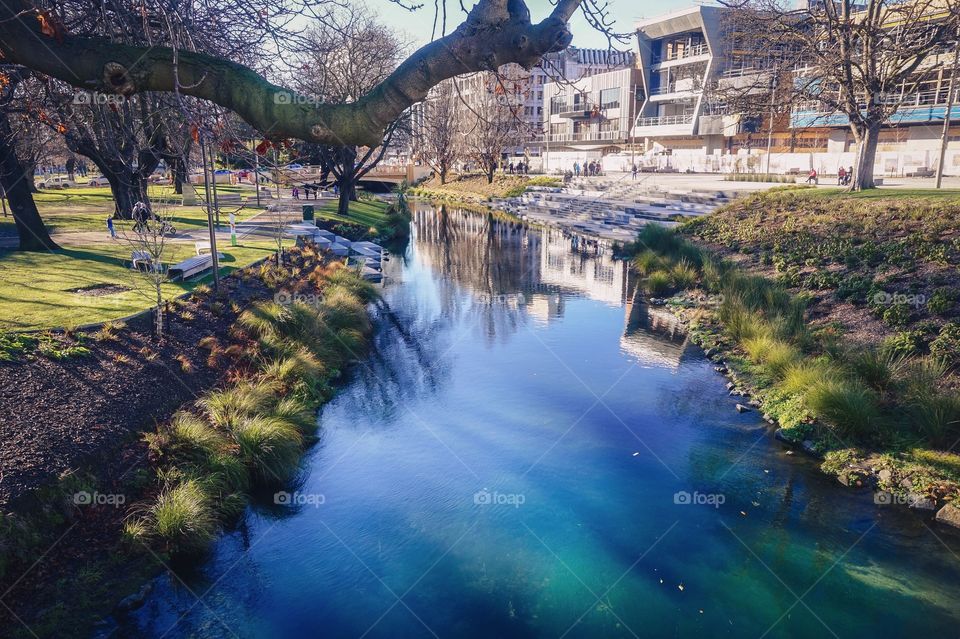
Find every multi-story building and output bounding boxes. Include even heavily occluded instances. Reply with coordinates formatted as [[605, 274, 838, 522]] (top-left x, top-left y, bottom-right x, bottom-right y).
[[409, 47, 635, 166], [627, 4, 960, 176], [541, 67, 645, 172]]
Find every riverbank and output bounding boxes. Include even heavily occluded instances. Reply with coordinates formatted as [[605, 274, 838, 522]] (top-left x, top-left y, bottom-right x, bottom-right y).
[[0, 246, 377, 638], [624, 190, 960, 529], [410, 173, 560, 202]]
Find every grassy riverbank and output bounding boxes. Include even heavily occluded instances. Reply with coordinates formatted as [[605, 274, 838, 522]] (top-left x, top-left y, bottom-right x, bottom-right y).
[[0, 247, 377, 637], [624, 189, 960, 524], [410, 173, 560, 202]]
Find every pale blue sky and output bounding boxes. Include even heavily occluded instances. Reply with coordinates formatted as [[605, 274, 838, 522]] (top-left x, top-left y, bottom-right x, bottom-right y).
[[365, 0, 695, 50]]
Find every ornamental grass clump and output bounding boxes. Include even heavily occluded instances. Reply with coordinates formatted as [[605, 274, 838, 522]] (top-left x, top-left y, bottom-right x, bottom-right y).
[[125, 479, 216, 554]]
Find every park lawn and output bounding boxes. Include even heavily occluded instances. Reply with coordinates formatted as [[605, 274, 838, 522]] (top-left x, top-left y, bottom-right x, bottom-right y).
[[313, 198, 392, 228], [1, 187, 261, 236], [0, 238, 287, 330], [805, 186, 960, 200]]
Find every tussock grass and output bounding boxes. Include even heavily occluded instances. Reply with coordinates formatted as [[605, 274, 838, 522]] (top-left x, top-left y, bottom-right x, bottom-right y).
[[645, 270, 673, 296], [805, 379, 882, 440], [126, 480, 216, 554]]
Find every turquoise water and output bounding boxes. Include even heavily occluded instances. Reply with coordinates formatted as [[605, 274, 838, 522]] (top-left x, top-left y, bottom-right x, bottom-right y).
[[124, 205, 960, 638]]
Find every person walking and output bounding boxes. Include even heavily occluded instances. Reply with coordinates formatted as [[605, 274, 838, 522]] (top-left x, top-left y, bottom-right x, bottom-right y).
[[846, 166, 853, 186], [106, 216, 116, 238], [574, 162, 580, 178], [293, 186, 300, 200], [837, 166, 846, 186], [632, 164, 638, 180], [806, 168, 818, 185]]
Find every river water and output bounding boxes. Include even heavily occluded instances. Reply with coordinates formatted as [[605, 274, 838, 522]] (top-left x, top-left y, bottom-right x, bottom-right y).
[[124, 203, 960, 638]]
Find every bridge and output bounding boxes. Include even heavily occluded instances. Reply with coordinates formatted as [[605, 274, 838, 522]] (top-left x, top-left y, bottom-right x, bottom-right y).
[[271, 164, 432, 190]]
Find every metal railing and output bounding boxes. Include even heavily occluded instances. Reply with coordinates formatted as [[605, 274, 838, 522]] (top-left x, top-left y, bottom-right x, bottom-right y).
[[547, 129, 629, 143], [651, 44, 709, 64], [634, 114, 695, 127]]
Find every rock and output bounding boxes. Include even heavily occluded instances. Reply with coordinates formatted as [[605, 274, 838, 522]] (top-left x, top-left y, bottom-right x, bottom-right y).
[[877, 469, 893, 484], [775, 428, 795, 443], [705, 347, 716, 357], [784, 450, 795, 456], [935, 503, 960, 529], [115, 583, 153, 614], [802, 440, 817, 454], [735, 403, 751, 413], [907, 493, 937, 511], [748, 399, 761, 408]]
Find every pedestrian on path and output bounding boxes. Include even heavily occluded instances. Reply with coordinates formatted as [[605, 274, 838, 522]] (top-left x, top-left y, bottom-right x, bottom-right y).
[[106, 216, 115, 238]]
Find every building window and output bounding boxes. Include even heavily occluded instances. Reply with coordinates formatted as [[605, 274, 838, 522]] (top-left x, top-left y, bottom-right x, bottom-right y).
[[599, 87, 620, 109]]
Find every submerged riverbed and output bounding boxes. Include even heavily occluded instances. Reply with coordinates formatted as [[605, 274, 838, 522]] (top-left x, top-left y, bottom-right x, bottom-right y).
[[122, 203, 960, 638]]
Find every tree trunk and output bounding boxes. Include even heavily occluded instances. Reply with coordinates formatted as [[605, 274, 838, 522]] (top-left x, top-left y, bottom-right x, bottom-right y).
[[0, 112, 58, 250], [103, 169, 150, 218], [486, 165, 495, 184], [439, 166, 448, 185], [171, 156, 187, 195], [851, 122, 881, 191]]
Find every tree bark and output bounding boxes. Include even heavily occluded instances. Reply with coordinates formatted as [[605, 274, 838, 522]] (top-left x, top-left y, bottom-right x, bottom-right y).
[[851, 121, 881, 191], [0, 0, 579, 147], [0, 110, 58, 250]]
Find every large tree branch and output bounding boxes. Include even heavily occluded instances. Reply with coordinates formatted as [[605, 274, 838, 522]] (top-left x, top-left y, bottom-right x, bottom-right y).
[[0, 0, 577, 147]]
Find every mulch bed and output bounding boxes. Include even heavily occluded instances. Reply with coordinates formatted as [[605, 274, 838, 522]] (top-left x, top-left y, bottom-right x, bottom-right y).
[[0, 277, 272, 509]]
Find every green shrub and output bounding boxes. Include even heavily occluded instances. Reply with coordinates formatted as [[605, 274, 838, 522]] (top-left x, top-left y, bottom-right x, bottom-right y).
[[882, 330, 925, 357], [199, 380, 280, 430], [927, 289, 957, 316], [645, 270, 673, 296], [930, 323, 960, 368]]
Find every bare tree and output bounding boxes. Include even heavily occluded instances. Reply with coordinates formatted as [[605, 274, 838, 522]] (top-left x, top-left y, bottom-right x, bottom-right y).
[[119, 200, 177, 338], [717, 0, 960, 190], [460, 76, 527, 183], [418, 80, 461, 184]]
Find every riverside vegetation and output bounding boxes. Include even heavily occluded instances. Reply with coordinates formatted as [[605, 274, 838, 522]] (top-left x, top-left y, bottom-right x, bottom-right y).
[[623, 190, 960, 526], [0, 246, 378, 637]]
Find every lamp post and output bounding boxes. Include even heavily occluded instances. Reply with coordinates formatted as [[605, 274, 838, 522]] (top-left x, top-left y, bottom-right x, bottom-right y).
[[936, 31, 960, 189], [198, 134, 221, 291]]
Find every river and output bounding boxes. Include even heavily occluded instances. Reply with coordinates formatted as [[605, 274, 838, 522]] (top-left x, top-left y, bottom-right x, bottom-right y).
[[122, 202, 960, 638]]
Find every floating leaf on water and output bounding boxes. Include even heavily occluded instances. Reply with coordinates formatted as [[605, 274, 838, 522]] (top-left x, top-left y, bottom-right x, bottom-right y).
[[678, 583, 684, 591]]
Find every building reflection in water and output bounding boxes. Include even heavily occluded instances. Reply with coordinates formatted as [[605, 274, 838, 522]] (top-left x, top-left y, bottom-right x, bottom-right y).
[[405, 202, 688, 367]]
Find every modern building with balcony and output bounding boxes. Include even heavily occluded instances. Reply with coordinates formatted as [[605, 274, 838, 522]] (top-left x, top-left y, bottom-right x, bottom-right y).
[[541, 66, 645, 172]]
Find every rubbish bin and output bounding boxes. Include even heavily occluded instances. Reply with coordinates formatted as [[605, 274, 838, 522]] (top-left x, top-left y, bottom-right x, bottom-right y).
[[302, 204, 314, 223]]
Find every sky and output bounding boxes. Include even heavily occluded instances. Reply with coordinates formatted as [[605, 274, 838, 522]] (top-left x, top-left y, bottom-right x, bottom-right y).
[[364, 0, 696, 51]]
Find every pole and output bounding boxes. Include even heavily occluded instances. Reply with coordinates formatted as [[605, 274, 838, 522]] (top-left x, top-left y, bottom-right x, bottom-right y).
[[199, 136, 221, 290], [936, 32, 960, 189], [253, 144, 261, 207], [208, 142, 221, 227], [765, 78, 775, 175]]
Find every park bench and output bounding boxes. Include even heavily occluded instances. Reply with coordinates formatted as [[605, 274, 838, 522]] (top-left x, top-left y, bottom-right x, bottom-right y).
[[168, 254, 213, 281], [215, 193, 243, 204], [195, 241, 212, 255], [130, 250, 153, 271]]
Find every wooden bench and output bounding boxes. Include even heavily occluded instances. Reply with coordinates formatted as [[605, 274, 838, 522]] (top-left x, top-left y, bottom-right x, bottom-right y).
[[168, 254, 213, 281]]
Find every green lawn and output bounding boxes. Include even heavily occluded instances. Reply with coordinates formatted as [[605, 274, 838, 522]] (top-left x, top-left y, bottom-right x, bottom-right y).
[[0, 239, 287, 330], [312, 199, 392, 228], [1, 186, 261, 235], [807, 187, 960, 200]]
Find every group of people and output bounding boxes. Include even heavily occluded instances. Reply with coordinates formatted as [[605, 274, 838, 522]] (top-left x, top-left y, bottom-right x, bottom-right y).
[[507, 161, 528, 175], [36, 159, 89, 178], [292, 184, 323, 200], [836, 166, 854, 186], [572, 161, 602, 178], [805, 166, 854, 186]]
